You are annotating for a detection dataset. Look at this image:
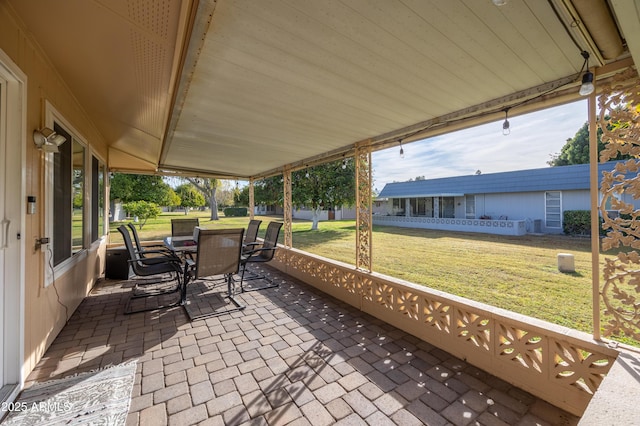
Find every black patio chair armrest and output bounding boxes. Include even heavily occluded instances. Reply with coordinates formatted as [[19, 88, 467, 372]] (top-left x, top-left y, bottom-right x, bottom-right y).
[[183, 258, 196, 277], [242, 246, 278, 263], [140, 243, 167, 248], [128, 255, 182, 266], [138, 248, 174, 256]]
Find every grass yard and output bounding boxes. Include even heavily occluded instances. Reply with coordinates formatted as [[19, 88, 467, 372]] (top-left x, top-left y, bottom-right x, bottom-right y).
[[111, 211, 598, 334]]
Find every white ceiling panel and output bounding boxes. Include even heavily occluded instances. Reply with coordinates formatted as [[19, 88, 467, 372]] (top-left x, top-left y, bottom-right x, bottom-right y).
[[6, 0, 637, 177]]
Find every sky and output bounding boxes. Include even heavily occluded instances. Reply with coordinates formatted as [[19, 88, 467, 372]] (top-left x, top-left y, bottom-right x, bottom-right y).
[[371, 99, 589, 193]]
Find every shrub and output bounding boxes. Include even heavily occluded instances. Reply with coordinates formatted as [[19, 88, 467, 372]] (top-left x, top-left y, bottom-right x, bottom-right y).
[[223, 207, 247, 217], [563, 210, 608, 236], [122, 200, 162, 229]]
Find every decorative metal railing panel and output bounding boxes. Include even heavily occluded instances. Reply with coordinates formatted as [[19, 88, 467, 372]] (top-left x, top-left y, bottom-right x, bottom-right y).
[[355, 144, 372, 272], [283, 168, 292, 249], [598, 67, 640, 342], [249, 179, 255, 220], [272, 247, 617, 415]]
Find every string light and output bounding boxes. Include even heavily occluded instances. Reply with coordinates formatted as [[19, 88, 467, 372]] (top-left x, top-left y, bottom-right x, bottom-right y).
[[579, 51, 594, 96], [399, 140, 405, 158], [342, 159, 347, 169], [502, 108, 510, 136]]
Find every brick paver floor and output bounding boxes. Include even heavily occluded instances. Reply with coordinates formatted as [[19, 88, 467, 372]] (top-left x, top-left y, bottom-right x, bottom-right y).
[[21, 265, 579, 425]]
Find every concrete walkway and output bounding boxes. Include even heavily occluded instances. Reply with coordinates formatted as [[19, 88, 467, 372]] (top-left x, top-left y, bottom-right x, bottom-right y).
[[21, 266, 579, 425]]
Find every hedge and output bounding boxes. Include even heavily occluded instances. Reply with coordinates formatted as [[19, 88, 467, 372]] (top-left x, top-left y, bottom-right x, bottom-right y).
[[223, 207, 247, 217], [563, 210, 607, 236]]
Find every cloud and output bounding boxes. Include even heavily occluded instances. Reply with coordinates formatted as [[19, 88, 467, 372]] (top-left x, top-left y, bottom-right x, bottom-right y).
[[372, 100, 588, 190]]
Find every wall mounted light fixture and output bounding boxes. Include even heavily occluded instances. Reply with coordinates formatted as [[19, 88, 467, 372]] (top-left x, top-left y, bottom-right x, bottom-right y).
[[33, 127, 66, 153]]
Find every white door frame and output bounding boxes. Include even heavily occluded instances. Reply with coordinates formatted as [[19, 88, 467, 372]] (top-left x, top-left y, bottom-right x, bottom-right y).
[[0, 48, 26, 405]]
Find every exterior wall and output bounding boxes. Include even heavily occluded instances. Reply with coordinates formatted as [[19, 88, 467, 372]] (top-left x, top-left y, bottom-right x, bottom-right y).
[[379, 190, 600, 235], [0, 4, 109, 379]]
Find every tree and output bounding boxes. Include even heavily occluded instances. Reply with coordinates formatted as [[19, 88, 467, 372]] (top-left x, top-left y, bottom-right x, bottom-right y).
[[237, 159, 356, 231], [110, 173, 177, 206], [547, 120, 630, 166], [166, 190, 181, 211], [122, 200, 162, 229], [236, 176, 283, 208], [185, 178, 220, 220], [175, 183, 206, 214], [215, 180, 237, 208], [292, 159, 356, 230]]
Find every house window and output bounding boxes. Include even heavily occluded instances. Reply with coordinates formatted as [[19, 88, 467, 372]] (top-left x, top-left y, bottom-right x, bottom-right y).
[[465, 195, 475, 219], [411, 198, 427, 216], [52, 123, 86, 266], [91, 156, 106, 242], [439, 196, 455, 218], [545, 191, 562, 228], [392, 198, 404, 215]]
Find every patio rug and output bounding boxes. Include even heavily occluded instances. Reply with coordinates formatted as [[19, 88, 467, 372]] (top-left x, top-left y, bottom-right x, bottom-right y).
[[2, 361, 137, 426]]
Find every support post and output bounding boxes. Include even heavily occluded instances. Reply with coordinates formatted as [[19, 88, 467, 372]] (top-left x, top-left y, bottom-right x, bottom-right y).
[[588, 75, 600, 340], [283, 167, 292, 249], [355, 143, 372, 272], [249, 178, 255, 220]]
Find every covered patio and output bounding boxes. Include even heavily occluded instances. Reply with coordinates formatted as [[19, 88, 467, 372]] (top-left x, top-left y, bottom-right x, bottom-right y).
[[1, 0, 640, 424], [24, 265, 576, 425]]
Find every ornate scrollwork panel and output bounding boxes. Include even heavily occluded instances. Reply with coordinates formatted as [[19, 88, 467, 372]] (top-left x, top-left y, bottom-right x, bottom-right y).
[[598, 67, 640, 342], [249, 179, 255, 220], [283, 168, 292, 248], [355, 144, 372, 272]]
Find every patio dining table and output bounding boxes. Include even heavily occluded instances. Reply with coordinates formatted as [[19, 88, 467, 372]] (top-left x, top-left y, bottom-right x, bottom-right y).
[[164, 235, 198, 257]]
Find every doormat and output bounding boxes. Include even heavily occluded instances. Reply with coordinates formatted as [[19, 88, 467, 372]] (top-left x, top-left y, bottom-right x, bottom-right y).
[[2, 361, 137, 426]]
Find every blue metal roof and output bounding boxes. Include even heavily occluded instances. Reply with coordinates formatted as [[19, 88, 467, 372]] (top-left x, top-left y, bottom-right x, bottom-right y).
[[378, 162, 623, 198]]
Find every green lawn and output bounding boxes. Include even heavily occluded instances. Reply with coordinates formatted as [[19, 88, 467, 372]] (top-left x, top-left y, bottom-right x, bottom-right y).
[[111, 211, 600, 334]]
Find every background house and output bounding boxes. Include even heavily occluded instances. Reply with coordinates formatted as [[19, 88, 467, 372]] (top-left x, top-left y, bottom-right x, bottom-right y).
[[375, 161, 633, 235]]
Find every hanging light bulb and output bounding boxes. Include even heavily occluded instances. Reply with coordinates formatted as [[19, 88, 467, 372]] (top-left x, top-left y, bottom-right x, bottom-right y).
[[399, 140, 405, 158], [579, 51, 594, 96], [579, 70, 594, 96], [502, 108, 510, 136], [305, 171, 310, 178], [341, 159, 347, 169]]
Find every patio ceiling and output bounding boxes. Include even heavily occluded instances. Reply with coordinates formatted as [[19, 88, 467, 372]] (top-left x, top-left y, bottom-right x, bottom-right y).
[[8, 0, 640, 178]]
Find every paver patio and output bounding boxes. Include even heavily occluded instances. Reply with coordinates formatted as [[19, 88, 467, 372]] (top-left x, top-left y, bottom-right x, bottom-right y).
[[20, 265, 579, 425]]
